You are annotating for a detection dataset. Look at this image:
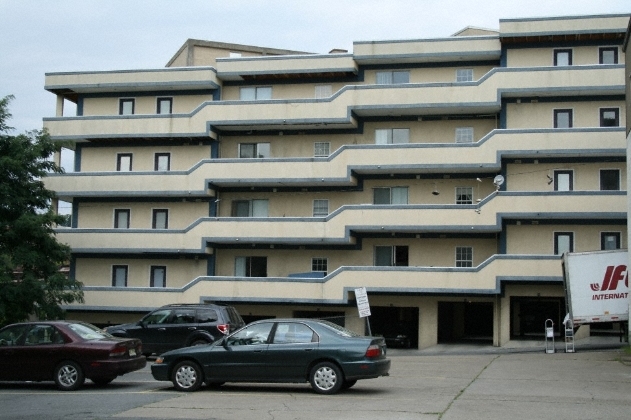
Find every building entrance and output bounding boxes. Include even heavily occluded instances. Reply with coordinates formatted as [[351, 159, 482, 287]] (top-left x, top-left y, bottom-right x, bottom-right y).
[[437, 301, 493, 344]]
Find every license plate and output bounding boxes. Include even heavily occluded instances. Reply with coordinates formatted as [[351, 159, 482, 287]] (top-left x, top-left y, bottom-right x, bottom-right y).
[[129, 349, 136, 357]]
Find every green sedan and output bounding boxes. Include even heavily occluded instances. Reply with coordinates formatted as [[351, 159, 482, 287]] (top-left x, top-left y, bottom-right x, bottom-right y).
[[151, 318, 391, 394]]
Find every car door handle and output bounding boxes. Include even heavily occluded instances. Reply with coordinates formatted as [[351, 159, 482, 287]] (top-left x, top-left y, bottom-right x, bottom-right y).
[[157, 328, 166, 331], [188, 327, 197, 330]]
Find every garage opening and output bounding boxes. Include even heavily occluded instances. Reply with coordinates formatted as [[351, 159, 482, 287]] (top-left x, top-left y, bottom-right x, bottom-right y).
[[437, 301, 493, 344], [370, 306, 419, 349], [293, 310, 346, 327], [510, 297, 565, 339]]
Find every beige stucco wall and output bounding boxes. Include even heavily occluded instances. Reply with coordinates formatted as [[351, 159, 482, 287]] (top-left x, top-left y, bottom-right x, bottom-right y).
[[81, 94, 214, 116], [77, 201, 209, 229], [506, 45, 622, 67], [506, 224, 627, 254], [506, 162, 627, 191], [79, 143, 211, 172], [506, 101, 626, 129]]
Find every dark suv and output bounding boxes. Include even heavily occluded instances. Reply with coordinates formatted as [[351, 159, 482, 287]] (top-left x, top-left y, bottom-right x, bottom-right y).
[[105, 304, 245, 355]]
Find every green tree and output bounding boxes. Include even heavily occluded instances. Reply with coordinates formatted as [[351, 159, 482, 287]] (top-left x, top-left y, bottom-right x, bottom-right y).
[[0, 95, 83, 325]]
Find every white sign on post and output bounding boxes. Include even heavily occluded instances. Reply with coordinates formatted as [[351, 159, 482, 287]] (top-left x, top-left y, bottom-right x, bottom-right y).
[[354, 287, 371, 318]]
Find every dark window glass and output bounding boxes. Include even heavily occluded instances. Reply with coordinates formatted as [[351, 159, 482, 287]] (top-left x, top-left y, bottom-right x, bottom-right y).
[[600, 169, 620, 191], [600, 108, 619, 127], [601, 232, 621, 250]]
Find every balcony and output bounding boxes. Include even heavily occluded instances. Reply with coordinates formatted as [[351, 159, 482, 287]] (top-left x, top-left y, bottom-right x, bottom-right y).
[[44, 128, 626, 200], [43, 66, 624, 138], [54, 193, 626, 253], [71, 254, 563, 309]]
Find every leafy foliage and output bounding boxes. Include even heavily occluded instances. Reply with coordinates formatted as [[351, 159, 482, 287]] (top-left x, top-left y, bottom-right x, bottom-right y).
[[0, 95, 83, 325]]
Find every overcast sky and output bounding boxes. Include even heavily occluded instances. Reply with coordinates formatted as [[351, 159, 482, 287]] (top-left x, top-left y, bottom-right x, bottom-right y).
[[0, 0, 629, 134]]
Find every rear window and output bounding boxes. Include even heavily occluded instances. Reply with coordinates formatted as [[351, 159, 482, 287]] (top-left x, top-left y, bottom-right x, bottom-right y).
[[226, 307, 244, 324], [68, 322, 113, 340], [318, 320, 360, 337]]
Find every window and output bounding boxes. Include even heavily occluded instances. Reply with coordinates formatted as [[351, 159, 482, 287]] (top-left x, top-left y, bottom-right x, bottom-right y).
[[315, 85, 333, 98], [231, 199, 268, 217], [152, 209, 169, 229], [375, 246, 409, 266], [554, 49, 572, 66], [314, 142, 330, 157], [235, 256, 267, 277], [312, 257, 328, 273], [112, 265, 128, 287], [456, 69, 473, 82], [600, 169, 620, 191], [376, 71, 410, 84], [599, 47, 618, 64], [373, 187, 408, 205], [240, 86, 272, 100], [455, 246, 473, 267], [455, 127, 474, 143], [229, 52, 242, 58], [375, 128, 409, 144], [114, 209, 130, 229], [272, 322, 316, 344], [239, 143, 270, 158], [600, 108, 619, 127], [601, 232, 621, 250], [116, 153, 132, 171], [554, 170, 573, 191], [455, 187, 473, 204], [150, 266, 167, 288], [154, 153, 171, 171], [553, 109, 573, 128], [226, 322, 273, 346], [24, 325, 64, 346], [554, 232, 574, 255], [157, 97, 173, 114], [313, 199, 329, 217], [119, 98, 135, 115]]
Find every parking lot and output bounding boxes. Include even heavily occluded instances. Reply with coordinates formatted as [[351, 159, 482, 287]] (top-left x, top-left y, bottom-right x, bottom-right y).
[[1, 343, 630, 420]]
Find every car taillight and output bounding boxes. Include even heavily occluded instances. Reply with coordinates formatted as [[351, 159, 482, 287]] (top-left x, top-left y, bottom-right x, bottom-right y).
[[365, 344, 382, 358], [217, 324, 229, 335], [110, 344, 127, 357]]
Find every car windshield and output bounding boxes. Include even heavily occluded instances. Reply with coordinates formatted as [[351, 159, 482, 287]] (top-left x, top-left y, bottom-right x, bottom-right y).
[[317, 320, 360, 337], [68, 322, 114, 340]]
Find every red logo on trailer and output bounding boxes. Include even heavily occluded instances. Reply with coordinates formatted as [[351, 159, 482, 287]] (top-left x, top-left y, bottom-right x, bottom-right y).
[[590, 265, 628, 300]]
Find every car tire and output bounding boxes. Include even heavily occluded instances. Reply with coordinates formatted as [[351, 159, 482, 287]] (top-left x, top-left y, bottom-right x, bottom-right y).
[[91, 376, 115, 386], [54, 361, 85, 391], [172, 360, 203, 392], [309, 362, 343, 395]]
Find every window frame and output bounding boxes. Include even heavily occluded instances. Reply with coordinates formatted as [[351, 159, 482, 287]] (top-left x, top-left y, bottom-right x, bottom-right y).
[[312, 199, 329, 217], [150, 265, 167, 288], [554, 232, 574, 255], [553, 109, 573, 128], [154, 153, 171, 171], [601, 232, 621, 250], [156, 97, 173, 114], [315, 84, 333, 98], [374, 245, 409, 267], [112, 265, 128, 287], [455, 127, 474, 143], [373, 187, 408, 205], [553, 49, 572, 66], [375, 128, 410, 144], [235, 256, 268, 277], [119, 98, 135, 115], [455, 186, 473, 204], [599, 47, 618, 64], [152, 209, 169, 229], [116, 153, 133, 171], [311, 257, 328, 274], [455, 246, 473, 268], [240, 86, 272, 101], [231, 199, 269, 217], [599, 169, 620, 191], [599, 108, 619, 127], [314, 142, 330, 157], [376, 70, 410, 84], [239, 142, 270, 158], [455, 68, 473, 82], [553, 170, 574, 191], [114, 209, 130, 229]]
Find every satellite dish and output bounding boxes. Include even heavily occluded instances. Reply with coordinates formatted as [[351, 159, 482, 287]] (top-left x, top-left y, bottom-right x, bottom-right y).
[[493, 175, 505, 189]]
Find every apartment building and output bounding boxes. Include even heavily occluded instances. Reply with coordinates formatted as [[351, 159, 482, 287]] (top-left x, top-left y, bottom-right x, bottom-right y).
[[44, 14, 629, 349]]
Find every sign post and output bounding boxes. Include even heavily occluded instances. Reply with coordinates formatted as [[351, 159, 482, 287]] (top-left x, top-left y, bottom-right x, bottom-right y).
[[354, 287, 372, 336]]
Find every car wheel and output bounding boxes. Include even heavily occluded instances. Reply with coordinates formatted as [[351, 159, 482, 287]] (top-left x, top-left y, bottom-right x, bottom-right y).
[[190, 339, 210, 347], [91, 376, 115, 386], [341, 379, 357, 390], [172, 360, 203, 392], [309, 362, 343, 395], [54, 361, 85, 391]]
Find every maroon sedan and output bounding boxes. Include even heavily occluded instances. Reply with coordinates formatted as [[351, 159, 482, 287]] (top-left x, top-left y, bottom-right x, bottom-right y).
[[0, 320, 146, 390]]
